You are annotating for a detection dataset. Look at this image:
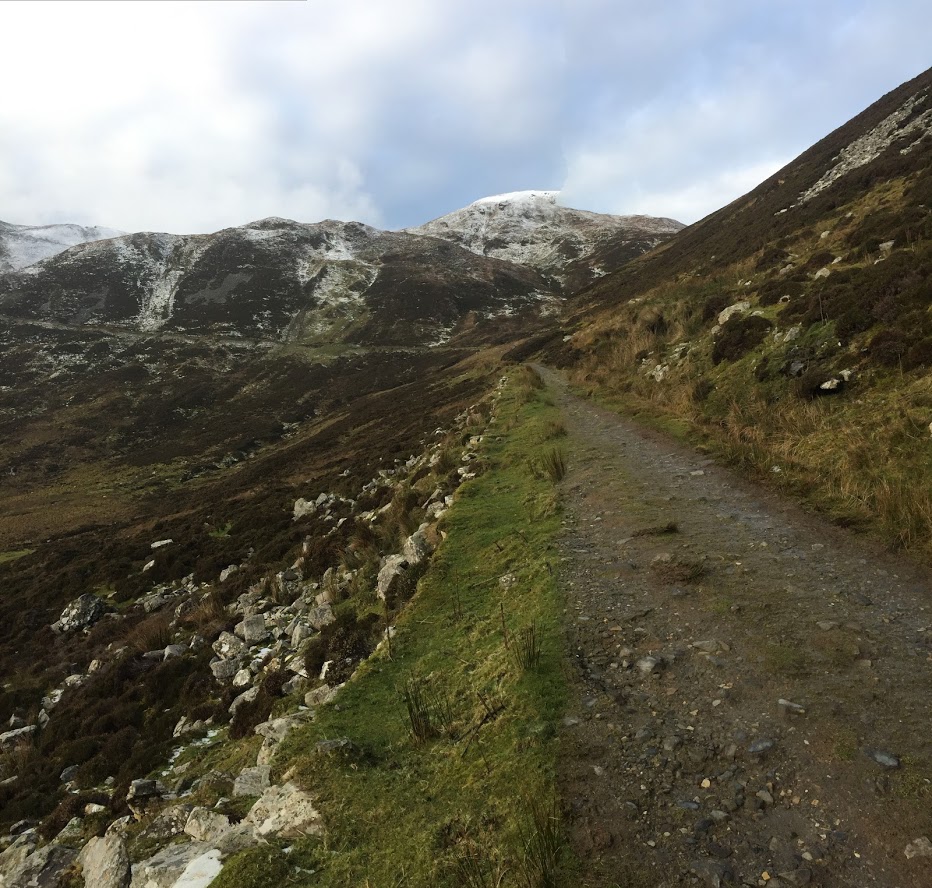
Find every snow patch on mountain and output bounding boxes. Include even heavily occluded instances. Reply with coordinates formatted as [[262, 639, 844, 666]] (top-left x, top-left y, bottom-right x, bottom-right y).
[[0, 221, 124, 272], [407, 191, 683, 283]]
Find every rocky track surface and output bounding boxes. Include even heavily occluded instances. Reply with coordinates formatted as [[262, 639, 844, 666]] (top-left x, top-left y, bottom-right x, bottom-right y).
[[537, 367, 932, 888]]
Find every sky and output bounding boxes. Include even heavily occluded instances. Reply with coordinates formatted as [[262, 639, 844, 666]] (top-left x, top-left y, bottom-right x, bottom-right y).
[[0, 0, 930, 234]]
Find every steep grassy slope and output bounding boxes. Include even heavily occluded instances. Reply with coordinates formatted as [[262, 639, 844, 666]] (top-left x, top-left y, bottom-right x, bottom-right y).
[[213, 367, 571, 887], [555, 66, 932, 559]]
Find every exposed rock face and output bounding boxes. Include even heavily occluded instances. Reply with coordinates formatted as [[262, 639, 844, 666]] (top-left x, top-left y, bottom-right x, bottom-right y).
[[53, 594, 105, 633]]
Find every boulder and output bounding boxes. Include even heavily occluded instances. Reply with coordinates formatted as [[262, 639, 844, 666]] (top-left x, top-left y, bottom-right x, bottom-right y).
[[307, 605, 335, 631], [0, 725, 37, 748], [905, 837, 932, 859], [212, 632, 246, 660], [171, 850, 223, 888], [129, 842, 211, 888], [78, 833, 131, 888], [0, 834, 38, 884], [2, 842, 77, 887], [209, 658, 239, 682], [229, 687, 259, 716], [126, 779, 161, 819], [376, 554, 409, 601], [245, 782, 323, 838], [54, 594, 105, 633], [255, 716, 302, 766], [293, 498, 316, 520], [717, 301, 750, 325], [233, 765, 271, 798], [183, 808, 231, 844], [402, 523, 435, 565], [235, 615, 269, 646], [305, 684, 338, 707]]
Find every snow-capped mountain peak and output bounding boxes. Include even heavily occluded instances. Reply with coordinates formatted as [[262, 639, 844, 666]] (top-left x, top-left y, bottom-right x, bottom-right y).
[[406, 191, 683, 286]]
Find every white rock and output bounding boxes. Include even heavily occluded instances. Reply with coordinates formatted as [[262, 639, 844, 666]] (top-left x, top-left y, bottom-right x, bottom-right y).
[[184, 808, 231, 844], [717, 301, 750, 325], [171, 850, 223, 888], [245, 782, 323, 838], [904, 836, 932, 858], [78, 833, 131, 888]]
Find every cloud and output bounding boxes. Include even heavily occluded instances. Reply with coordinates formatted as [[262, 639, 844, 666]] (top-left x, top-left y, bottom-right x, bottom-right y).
[[0, 0, 929, 232]]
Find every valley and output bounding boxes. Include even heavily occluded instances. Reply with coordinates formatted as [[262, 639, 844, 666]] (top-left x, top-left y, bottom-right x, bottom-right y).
[[0, 64, 930, 888]]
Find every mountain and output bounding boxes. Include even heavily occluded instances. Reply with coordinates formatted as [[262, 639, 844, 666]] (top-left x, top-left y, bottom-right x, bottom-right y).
[[3, 66, 932, 888], [407, 189, 683, 290], [555, 65, 932, 555], [0, 217, 556, 347], [0, 220, 123, 273]]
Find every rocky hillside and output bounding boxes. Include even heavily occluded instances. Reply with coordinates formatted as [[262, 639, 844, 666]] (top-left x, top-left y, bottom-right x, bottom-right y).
[[409, 190, 683, 291], [555, 65, 932, 557], [0, 217, 557, 348], [0, 221, 123, 273]]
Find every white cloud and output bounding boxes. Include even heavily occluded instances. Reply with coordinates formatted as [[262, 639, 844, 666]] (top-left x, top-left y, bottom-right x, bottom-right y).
[[0, 0, 929, 233]]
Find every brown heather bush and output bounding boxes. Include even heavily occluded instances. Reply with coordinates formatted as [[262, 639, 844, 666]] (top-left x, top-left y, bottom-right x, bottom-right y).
[[126, 612, 174, 654]]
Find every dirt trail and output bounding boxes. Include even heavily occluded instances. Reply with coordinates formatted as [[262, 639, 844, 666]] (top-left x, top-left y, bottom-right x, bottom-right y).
[[536, 367, 932, 888]]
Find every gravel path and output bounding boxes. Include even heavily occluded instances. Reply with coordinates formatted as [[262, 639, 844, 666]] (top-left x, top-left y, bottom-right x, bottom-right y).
[[537, 366, 932, 888]]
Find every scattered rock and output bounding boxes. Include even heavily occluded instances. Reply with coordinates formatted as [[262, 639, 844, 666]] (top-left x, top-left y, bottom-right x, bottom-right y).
[[229, 687, 259, 716], [748, 738, 776, 756], [717, 301, 750, 325], [126, 779, 162, 819], [636, 656, 660, 676], [212, 632, 247, 660], [293, 498, 316, 520], [866, 748, 901, 769], [209, 658, 239, 682], [777, 699, 806, 716]]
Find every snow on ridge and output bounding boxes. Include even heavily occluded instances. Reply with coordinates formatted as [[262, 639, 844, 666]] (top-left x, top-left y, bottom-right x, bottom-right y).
[[470, 190, 560, 207], [0, 220, 125, 272]]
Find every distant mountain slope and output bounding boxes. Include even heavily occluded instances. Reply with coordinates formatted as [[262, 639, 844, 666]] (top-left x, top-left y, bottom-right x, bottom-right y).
[[0, 217, 554, 347], [0, 220, 123, 272], [407, 190, 683, 290]]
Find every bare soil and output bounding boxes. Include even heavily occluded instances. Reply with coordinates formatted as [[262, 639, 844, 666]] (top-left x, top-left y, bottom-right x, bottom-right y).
[[538, 367, 932, 888]]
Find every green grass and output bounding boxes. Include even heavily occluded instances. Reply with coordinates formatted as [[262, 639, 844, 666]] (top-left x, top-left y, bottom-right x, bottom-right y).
[[0, 549, 33, 565], [211, 369, 571, 888]]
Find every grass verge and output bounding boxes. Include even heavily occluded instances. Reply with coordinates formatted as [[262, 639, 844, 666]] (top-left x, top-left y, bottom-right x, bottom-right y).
[[213, 366, 571, 888]]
